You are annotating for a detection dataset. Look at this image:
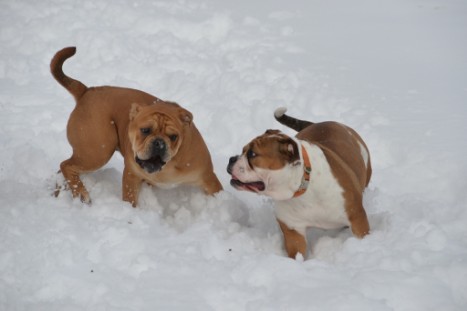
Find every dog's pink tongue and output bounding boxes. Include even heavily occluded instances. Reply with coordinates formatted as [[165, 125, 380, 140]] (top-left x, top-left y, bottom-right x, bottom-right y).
[[246, 181, 265, 192], [230, 179, 265, 192]]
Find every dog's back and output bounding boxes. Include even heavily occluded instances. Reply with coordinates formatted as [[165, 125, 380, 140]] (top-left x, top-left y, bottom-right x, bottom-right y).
[[299, 122, 371, 189], [274, 107, 371, 189]]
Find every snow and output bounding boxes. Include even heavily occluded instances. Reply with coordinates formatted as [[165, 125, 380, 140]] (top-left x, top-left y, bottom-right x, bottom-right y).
[[1, 0, 466, 310]]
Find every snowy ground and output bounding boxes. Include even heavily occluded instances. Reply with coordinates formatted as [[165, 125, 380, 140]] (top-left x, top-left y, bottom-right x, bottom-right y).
[[1, 0, 467, 310]]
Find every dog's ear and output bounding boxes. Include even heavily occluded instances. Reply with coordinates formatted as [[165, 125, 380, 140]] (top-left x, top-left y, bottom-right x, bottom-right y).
[[178, 108, 193, 125], [279, 138, 299, 162], [129, 103, 142, 121], [265, 129, 281, 135]]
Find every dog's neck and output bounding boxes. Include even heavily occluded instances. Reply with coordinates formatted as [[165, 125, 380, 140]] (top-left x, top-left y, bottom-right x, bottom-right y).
[[292, 141, 312, 198]]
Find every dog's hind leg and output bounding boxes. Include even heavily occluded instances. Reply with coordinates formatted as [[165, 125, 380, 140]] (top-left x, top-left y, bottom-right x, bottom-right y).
[[345, 197, 370, 238], [60, 157, 92, 204], [61, 111, 119, 204], [60, 143, 116, 204]]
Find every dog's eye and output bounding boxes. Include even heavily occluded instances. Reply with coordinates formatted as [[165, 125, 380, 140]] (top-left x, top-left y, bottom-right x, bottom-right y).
[[246, 149, 256, 159], [169, 134, 178, 142], [140, 128, 151, 135]]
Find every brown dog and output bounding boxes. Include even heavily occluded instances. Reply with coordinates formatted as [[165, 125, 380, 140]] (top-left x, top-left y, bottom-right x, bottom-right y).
[[51, 47, 222, 206], [227, 108, 371, 259]]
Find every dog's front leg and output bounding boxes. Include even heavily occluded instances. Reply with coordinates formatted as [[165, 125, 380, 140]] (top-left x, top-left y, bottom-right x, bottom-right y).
[[122, 166, 142, 207], [200, 173, 223, 195], [277, 219, 307, 259]]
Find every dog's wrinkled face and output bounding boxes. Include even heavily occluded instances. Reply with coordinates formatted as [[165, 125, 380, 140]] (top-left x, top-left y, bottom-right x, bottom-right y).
[[227, 130, 301, 200], [128, 103, 192, 174]]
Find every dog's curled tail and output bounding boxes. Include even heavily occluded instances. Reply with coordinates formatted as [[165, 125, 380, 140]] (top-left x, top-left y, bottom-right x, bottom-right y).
[[274, 107, 313, 132], [50, 47, 87, 101]]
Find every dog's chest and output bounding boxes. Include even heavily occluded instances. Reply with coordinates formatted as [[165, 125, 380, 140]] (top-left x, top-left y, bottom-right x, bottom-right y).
[[275, 144, 349, 233]]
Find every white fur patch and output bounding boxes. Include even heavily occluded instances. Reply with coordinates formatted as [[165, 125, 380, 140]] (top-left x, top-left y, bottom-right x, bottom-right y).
[[275, 142, 348, 235], [255, 165, 302, 200], [274, 107, 287, 118], [358, 141, 369, 169], [230, 154, 255, 182]]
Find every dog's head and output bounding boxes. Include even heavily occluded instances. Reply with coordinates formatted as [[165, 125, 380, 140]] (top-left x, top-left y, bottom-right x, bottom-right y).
[[227, 130, 302, 200], [128, 101, 192, 174]]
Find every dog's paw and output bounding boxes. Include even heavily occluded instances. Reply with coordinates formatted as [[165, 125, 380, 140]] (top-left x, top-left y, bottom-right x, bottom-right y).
[[48, 170, 68, 198], [294, 252, 305, 262], [80, 192, 92, 205]]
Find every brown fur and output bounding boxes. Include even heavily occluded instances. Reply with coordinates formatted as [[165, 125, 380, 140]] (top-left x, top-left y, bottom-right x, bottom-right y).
[[296, 122, 371, 189], [242, 130, 299, 170], [51, 47, 222, 206]]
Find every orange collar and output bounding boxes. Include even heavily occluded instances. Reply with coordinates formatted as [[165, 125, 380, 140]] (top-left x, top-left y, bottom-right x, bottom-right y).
[[293, 144, 312, 198]]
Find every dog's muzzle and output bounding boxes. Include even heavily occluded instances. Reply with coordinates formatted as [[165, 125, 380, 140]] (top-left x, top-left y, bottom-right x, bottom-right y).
[[226, 155, 265, 192], [226, 156, 238, 175], [135, 138, 167, 173]]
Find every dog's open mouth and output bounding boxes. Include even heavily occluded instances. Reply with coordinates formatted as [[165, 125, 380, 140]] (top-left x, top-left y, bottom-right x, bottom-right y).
[[135, 155, 166, 174], [230, 177, 265, 192]]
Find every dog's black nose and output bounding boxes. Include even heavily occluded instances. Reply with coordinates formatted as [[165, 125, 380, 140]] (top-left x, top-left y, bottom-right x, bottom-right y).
[[151, 138, 166, 156], [227, 156, 238, 174], [229, 156, 238, 165]]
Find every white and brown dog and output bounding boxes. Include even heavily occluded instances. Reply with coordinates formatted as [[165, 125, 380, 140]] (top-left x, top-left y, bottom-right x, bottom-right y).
[[227, 108, 371, 259]]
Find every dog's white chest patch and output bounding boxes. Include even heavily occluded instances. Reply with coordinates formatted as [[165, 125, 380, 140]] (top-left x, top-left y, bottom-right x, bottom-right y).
[[275, 144, 349, 235]]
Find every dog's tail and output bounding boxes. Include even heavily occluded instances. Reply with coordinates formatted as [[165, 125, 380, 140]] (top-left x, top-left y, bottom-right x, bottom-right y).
[[50, 47, 87, 101], [274, 107, 313, 132]]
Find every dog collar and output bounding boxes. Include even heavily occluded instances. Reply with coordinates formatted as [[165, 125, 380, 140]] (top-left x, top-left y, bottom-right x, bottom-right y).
[[293, 144, 312, 198]]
